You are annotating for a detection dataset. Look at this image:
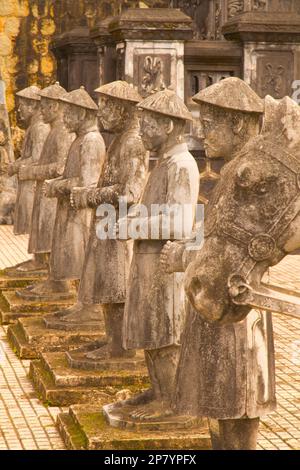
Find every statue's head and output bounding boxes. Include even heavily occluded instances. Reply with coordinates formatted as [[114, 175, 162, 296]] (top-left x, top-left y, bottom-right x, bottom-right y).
[[193, 77, 264, 160], [95, 81, 141, 133], [39, 82, 67, 125], [60, 86, 98, 134], [137, 89, 192, 154], [16, 86, 41, 128]]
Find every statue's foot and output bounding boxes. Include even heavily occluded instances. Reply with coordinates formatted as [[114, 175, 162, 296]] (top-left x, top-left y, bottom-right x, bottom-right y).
[[85, 344, 135, 361], [16, 259, 47, 273], [129, 400, 173, 422], [5, 259, 47, 274], [53, 302, 83, 318], [60, 305, 103, 323], [17, 280, 71, 300], [114, 388, 154, 409]]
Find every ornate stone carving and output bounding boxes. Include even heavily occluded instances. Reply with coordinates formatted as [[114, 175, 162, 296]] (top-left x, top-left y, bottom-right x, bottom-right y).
[[228, 0, 244, 18], [252, 0, 267, 10], [257, 52, 293, 98], [141, 56, 167, 96]]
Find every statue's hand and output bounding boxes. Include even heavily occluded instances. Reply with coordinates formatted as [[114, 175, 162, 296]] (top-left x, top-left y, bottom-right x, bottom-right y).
[[160, 241, 185, 274], [18, 165, 31, 181], [42, 180, 52, 198], [70, 187, 88, 210], [7, 163, 17, 177]]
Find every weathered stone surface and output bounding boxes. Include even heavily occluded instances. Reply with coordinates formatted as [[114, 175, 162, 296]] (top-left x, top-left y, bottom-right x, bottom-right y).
[[7, 317, 105, 359], [66, 347, 145, 372], [122, 89, 199, 422], [29, 352, 149, 406], [103, 403, 204, 432], [0, 269, 46, 289], [57, 405, 211, 450], [175, 78, 300, 450], [0, 290, 76, 324]]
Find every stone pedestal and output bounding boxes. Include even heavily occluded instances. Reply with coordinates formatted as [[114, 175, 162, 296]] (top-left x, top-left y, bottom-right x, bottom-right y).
[[57, 404, 211, 450], [91, 8, 193, 100], [29, 351, 148, 407], [50, 26, 98, 100], [7, 317, 105, 359], [223, 11, 300, 99], [0, 290, 76, 324], [0, 268, 47, 291]]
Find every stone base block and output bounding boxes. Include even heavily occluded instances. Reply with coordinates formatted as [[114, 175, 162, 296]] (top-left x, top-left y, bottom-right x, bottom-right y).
[[103, 403, 204, 432], [44, 314, 104, 332], [0, 269, 46, 290], [29, 351, 149, 406], [0, 290, 76, 324], [57, 405, 211, 450], [7, 317, 106, 359], [66, 346, 144, 372]]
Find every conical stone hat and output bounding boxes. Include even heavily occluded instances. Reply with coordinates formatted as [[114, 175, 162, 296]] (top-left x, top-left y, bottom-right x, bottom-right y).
[[95, 81, 142, 103], [59, 86, 98, 110], [16, 85, 41, 101], [138, 89, 193, 121], [193, 77, 264, 114], [39, 82, 67, 101]]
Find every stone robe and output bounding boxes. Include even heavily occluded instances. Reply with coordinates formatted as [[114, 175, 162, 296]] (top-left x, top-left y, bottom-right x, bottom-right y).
[[13, 112, 49, 235], [174, 301, 276, 420], [49, 127, 105, 281], [28, 120, 75, 254], [78, 122, 148, 305], [123, 142, 200, 351]]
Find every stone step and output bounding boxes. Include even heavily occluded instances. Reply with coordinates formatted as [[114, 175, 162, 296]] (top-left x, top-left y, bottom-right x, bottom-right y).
[[0, 269, 46, 290], [57, 405, 211, 450], [7, 317, 105, 359], [7, 322, 36, 359], [29, 352, 149, 406], [0, 290, 76, 324]]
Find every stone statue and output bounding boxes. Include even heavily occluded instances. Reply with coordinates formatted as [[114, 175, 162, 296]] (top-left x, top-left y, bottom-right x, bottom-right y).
[[47, 81, 148, 361], [162, 78, 300, 450], [18, 87, 105, 301], [107, 89, 200, 422], [5, 86, 50, 275], [0, 74, 16, 225], [0, 118, 16, 224], [15, 82, 75, 284]]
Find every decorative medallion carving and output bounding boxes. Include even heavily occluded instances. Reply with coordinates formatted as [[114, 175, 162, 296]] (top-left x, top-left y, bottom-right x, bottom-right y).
[[141, 56, 167, 95], [228, 0, 244, 18], [134, 54, 171, 98], [252, 0, 267, 10]]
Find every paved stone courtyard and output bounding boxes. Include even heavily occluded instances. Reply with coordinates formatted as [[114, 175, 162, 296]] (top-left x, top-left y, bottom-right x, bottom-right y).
[[0, 226, 300, 450]]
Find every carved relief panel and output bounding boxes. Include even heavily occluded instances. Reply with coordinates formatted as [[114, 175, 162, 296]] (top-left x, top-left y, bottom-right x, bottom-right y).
[[134, 55, 171, 97], [256, 52, 294, 98]]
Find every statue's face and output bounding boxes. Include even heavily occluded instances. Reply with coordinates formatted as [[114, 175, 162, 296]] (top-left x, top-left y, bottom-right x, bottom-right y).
[[63, 103, 85, 133], [199, 103, 237, 159], [98, 96, 126, 131], [40, 97, 60, 124], [17, 98, 36, 128], [139, 111, 170, 152]]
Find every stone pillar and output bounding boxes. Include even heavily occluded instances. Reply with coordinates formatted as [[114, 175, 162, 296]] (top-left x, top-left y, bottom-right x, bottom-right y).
[[223, 2, 300, 99], [50, 27, 98, 100], [91, 8, 193, 100]]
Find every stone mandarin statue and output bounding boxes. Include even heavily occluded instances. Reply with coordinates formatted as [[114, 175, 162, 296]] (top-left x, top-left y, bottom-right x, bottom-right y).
[[17, 82, 75, 280], [111, 89, 200, 422], [6, 86, 50, 274], [48, 81, 148, 362], [161, 78, 284, 450], [18, 87, 106, 301]]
